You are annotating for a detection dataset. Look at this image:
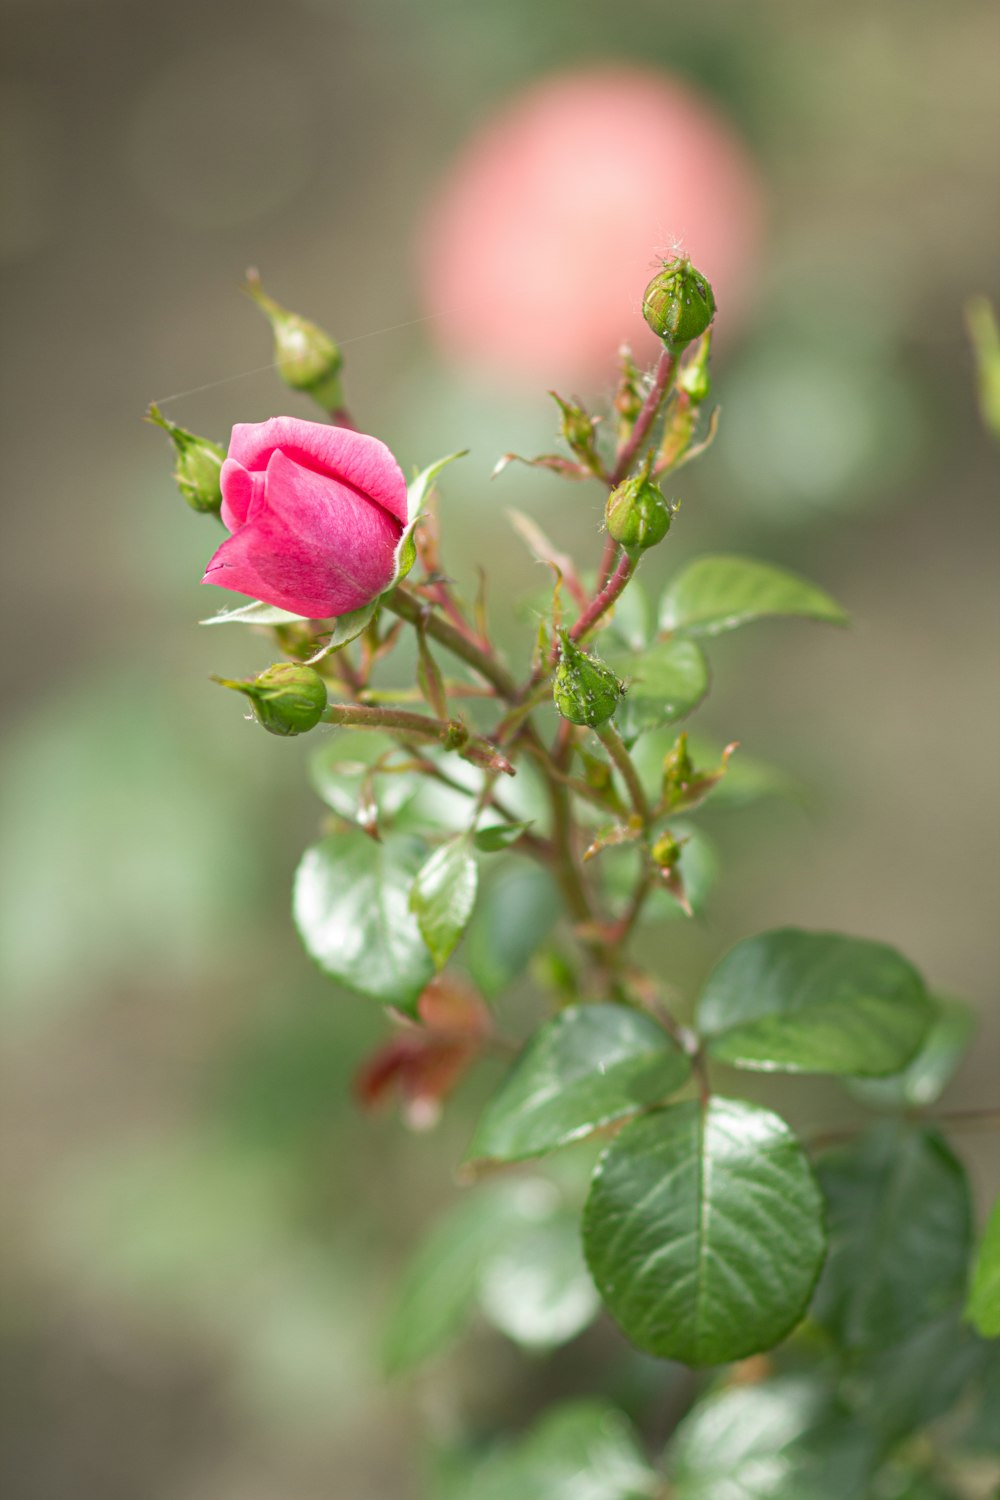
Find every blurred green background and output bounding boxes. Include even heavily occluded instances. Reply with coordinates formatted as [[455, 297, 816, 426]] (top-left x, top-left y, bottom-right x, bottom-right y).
[[2, 0, 998, 1495]]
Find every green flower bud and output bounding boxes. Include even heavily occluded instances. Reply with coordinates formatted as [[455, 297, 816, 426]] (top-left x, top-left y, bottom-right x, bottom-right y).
[[651, 830, 685, 871], [146, 404, 224, 515], [215, 662, 328, 736], [641, 257, 716, 350], [552, 631, 623, 728], [244, 271, 343, 409], [605, 467, 672, 552], [550, 391, 599, 467]]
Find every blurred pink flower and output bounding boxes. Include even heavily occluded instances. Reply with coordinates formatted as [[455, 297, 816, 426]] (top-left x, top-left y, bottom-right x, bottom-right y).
[[202, 416, 408, 618], [419, 66, 766, 386]]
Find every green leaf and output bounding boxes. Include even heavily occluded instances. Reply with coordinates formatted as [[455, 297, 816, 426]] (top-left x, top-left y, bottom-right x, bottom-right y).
[[966, 1195, 1000, 1338], [467, 1004, 690, 1163], [308, 731, 417, 824], [583, 1098, 826, 1366], [659, 555, 848, 637], [477, 1214, 600, 1350], [391, 449, 468, 586], [668, 1376, 878, 1500], [440, 1400, 657, 1500], [385, 1180, 594, 1373], [610, 637, 710, 744], [473, 820, 534, 853], [812, 1122, 973, 1351], [846, 997, 975, 1109], [303, 599, 379, 662], [293, 831, 433, 1009], [845, 1307, 989, 1443], [410, 836, 478, 969], [383, 1180, 536, 1374], [200, 599, 311, 626], [697, 929, 934, 1076], [465, 864, 560, 998]]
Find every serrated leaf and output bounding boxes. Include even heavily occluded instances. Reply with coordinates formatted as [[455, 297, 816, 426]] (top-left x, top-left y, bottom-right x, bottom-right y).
[[465, 865, 560, 998], [440, 1400, 656, 1500], [468, 1004, 689, 1163], [293, 831, 433, 1008], [473, 820, 534, 853], [410, 836, 478, 969], [966, 1195, 1000, 1338], [660, 555, 848, 637], [846, 997, 975, 1109], [668, 1376, 878, 1500], [583, 1098, 826, 1366], [477, 1215, 600, 1350], [611, 637, 710, 744], [200, 599, 312, 626], [697, 929, 934, 1075], [813, 1122, 973, 1351]]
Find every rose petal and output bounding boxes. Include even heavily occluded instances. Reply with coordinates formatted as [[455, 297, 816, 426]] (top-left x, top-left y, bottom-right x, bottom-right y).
[[219, 459, 264, 531], [227, 416, 409, 527], [202, 448, 401, 617]]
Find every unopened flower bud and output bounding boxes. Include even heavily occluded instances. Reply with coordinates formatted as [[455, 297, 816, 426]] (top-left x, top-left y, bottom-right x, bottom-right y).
[[553, 631, 623, 728], [605, 464, 672, 552], [244, 271, 343, 410], [651, 830, 685, 871], [642, 257, 716, 350], [215, 662, 327, 736], [550, 391, 600, 471], [146, 404, 224, 515]]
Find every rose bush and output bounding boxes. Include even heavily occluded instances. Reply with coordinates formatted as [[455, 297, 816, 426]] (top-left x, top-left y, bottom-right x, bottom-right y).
[[202, 415, 408, 618]]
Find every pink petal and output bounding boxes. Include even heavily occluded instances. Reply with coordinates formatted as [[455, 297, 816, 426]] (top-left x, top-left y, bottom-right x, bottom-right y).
[[201, 448, 401, 618], [226, 416, 409, 527], [219, 459, 263, 531]]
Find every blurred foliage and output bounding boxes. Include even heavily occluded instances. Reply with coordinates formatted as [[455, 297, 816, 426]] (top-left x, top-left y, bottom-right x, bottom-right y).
[[2, 0, 998, 1495]]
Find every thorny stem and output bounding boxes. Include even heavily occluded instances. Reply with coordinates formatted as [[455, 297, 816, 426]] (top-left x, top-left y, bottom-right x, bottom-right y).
[[386, 585, 520, 701]]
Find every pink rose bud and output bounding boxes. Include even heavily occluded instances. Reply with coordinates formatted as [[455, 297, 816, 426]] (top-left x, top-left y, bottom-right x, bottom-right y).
[[202, 416, 409, 619]]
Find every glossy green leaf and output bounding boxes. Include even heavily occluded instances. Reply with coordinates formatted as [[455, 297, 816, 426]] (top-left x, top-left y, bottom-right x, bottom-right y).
[[697, 929, 934, 1075], [293, 831, 433, 1009], [966, 1194, 1000, 1338], [468, 1004, 689, 1163], [465, 864, 560, 997], [473, 820, 534, 853], [847, 997, 975, 1109], [410, 835, 478, 969], [384, 1180, 537, 1374], [439, 1400, 656, 1500], [478, 1215, 600, 1350], [308, 731, 417, 824], [385, 1180, 591, 1373], [668, 1376, 877, 1500], [583, 1099, 826, 1366], [200, 599, 311, 625], [659, 554, 848, 637], [610, 637, 710, 744], [813, 1122, 973, 1351]]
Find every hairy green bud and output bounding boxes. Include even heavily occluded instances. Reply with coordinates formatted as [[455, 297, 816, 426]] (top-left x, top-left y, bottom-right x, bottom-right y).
[[146, 404, 224, 515], [553, 632, 623, 728], [642, 257, 716, 350], [606, 469, 672, 552], [216, 662, 328, 736], [244, 271, 344, 409]]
